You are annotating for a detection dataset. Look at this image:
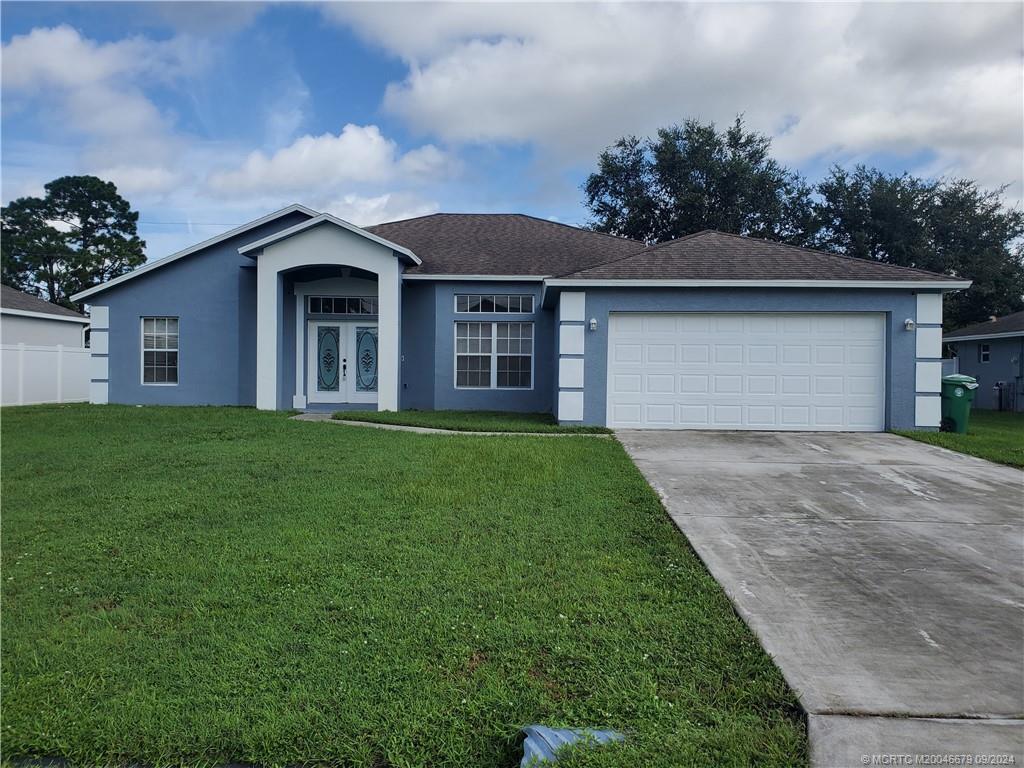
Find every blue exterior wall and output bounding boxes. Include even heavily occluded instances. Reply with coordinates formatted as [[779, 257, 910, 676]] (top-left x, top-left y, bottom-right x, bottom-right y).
[[400, 282, 437, 410], [570, 287, 923, 429], [94, 212, 309, 406], [948, 337, 1024, 411], [397, 281, 553, 413]]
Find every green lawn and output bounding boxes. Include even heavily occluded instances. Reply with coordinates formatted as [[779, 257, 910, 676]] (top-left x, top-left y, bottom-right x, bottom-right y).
[[895, 410, 1024, 468], [334, 409, 611, 434], [2, 405, 805, 767]]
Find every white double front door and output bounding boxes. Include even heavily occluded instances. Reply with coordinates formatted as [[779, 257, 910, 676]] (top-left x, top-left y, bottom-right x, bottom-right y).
[[306, 321, 379, 404]]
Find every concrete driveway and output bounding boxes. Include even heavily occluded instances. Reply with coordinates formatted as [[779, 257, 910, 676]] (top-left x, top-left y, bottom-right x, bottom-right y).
[[618, 430, 1024, 767]]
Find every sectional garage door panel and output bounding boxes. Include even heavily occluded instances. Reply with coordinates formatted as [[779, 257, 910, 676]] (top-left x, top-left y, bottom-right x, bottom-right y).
[[607, 313, 886, 431]]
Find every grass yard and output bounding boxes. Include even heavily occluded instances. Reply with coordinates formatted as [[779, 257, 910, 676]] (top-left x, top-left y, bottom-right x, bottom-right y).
[[895, 410, 1024, 468], [2, 405, 805, 767], [334, 409, 611, 434]]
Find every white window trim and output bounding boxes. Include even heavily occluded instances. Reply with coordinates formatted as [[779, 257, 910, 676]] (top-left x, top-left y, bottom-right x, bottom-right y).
[[307, 295, 379, 315], [453, 321, 535, 390], [979, 343, 991, 363], [453, 293, 535, 315], [140, 316, 179, 386]]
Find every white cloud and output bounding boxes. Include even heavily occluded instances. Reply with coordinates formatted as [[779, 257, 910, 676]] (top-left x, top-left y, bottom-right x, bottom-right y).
[[326, 2, 1024, 201], [1, 25, 207, 197], [93, 165, 188, 197], [206, 123, 452, 195], [321, 192, 440, 227]]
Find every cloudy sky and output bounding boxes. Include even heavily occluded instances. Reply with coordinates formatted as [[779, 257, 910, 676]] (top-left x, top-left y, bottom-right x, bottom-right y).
[[2, 1, 1022, 260]]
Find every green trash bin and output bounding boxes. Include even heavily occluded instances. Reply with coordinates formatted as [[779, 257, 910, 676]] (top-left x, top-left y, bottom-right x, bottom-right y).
[[940, 374, 979, 433]]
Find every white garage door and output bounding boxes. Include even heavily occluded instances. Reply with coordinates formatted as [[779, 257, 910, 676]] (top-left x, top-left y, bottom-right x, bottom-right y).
[[607, 313, 886, 431]]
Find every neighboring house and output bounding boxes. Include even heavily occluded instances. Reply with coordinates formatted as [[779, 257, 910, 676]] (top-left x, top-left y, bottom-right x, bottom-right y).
[[2, 284, 92, 406], [944, 311, 1024, 412], [70, 205, 969, 431], [1, 284, 90, 347]]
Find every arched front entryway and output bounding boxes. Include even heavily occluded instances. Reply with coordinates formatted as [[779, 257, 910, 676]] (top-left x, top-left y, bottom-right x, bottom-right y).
[[242, 214, 419, 411]]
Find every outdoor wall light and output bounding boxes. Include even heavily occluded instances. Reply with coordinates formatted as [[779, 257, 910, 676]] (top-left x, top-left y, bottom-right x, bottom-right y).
[[589, 318, 598, 331], [904, 318, 916, 331]]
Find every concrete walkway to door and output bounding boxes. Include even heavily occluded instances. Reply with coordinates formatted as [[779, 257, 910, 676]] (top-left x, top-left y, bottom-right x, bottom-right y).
[[618, 430, 1023, 767]]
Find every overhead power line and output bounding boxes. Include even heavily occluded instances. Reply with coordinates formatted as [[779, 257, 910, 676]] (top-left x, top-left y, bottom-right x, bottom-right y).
[[138, 220, 242, 227]]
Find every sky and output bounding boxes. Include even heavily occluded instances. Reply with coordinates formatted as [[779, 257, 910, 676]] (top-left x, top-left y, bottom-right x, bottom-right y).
[[2, 1, 1022, 261]]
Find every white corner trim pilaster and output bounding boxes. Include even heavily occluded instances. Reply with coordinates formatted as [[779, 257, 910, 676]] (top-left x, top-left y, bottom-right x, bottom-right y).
[[88, 306, 109, 404], [90, 355, 109, 381], [914, 292, 943, 426], [915, 327, 942, 359], [915, 395, 941, 427], [916, 293, 942, 325], [559, 324, 585, 356], [89, 381, 109, 405], [559, 291, 586, 322], [557, 291, 586, 423], [558, 357, 584, 389], [915, 361, 942, 393], [90, 330, 108, 355], [89, 306, 109, 329], [558, 391, 584, 421]]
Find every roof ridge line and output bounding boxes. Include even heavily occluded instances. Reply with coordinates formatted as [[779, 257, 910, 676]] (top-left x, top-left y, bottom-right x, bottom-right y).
[[511, 214, 647, 246], [551, 229, 709, 279], [704, 229, 955, 280], [369, 212, 647, 248]]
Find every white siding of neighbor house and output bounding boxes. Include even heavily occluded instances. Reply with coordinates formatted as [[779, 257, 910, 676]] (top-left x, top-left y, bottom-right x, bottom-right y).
[[1, 313, 86, 347]]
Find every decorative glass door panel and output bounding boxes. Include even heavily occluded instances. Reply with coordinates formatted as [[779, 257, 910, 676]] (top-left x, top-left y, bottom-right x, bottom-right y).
[[307, 321, 346, 404], [317, 326, 341, 392], [355, 327, 378, 392], [306, 320, 377, 405]]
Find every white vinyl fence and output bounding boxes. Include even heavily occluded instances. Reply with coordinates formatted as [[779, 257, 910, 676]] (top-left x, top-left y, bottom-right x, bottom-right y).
[[1, 344, 90, 406]]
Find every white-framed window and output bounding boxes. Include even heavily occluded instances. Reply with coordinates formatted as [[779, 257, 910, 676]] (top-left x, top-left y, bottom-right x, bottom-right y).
[[979, 343, 991, 363], [309, 296, 378, 315], [455, 321, 533, 389], [141, 317, 178, 385], [455, 294, 534, 314]]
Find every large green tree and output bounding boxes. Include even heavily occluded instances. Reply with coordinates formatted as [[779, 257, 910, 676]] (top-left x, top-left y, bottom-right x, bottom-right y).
[[584, 121, 1024, 329], [813, 167, 1024, 329], [583, 117, 817, 244], [1, 175, 145, 309]]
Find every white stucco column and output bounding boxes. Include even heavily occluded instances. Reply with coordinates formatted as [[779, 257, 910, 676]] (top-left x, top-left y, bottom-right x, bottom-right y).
[[375, 262, 400, 411], [255, 265, 280, 410], [253, 223, 401, 411]]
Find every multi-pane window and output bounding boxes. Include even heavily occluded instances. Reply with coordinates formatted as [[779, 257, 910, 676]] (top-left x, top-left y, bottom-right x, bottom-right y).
[[309, 296, 378, 315], [455, 321, 533, 389], [979, 344, 991, 363], [142, 317, 178, 384], [455, 294, 534, 314], [455, 322, 492, 387]]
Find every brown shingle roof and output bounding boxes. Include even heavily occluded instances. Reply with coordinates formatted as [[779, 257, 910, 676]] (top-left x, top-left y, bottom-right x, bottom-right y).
[[945, 310, 1024, 339], [1, 284, 88, 319], [555, 230, 956, 282], [366, 213, 642, 276]]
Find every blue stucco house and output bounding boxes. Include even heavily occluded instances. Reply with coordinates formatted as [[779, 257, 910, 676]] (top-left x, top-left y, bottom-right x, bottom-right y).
[[944, 311, 1024, 412], [72, 205, 969, 430]]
